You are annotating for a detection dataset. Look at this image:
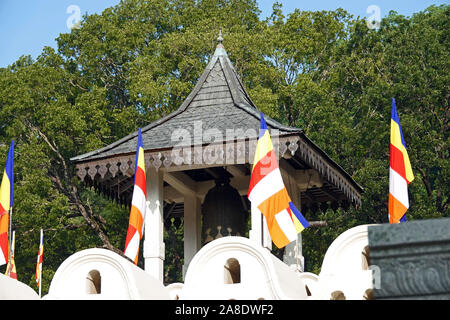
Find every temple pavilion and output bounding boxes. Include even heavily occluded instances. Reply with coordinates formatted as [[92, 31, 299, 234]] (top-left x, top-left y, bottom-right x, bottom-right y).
[[70, 33, 363, 282]]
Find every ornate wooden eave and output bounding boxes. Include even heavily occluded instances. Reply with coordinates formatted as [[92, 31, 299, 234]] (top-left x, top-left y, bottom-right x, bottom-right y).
[[71, 36, 363, 211]]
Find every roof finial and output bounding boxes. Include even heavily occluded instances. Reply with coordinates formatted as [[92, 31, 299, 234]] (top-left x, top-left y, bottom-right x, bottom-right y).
[[213, 27, 227, 56], [217, 28, 223, 44], [216, 28, 225, 50]]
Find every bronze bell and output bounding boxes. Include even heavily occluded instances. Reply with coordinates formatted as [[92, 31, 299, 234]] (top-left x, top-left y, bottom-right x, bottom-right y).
[[201, 177, 248, 245]]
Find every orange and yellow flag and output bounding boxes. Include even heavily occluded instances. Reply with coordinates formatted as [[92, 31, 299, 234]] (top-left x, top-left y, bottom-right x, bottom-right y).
[[248, 113, 309, 248], [389, 99, 414, 224], [124, 128, 147, 264], [0, 141, 14, 266], [35, 229, 44, 287]]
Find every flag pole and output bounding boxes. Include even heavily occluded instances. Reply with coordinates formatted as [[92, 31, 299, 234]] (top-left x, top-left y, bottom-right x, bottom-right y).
[[5, 229, 15, 277], [39, 228, 43, 298], [7, 207, 12, 277], [260, 213, 264, 247], [10, 230, 15, 277]]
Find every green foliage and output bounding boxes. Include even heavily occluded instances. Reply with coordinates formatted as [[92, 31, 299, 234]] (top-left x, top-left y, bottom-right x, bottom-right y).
[[0, 0, 448, 291]]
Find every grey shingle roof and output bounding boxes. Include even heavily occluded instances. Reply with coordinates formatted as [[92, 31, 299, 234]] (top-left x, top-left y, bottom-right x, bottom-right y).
[[71, 44, 299, 163]]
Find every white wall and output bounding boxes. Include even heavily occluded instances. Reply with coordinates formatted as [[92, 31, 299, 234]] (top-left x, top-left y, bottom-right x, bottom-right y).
[[0, 274, 39, 300], [315, 224, 377, 300], [180, 236, 308, 300], [46, 248, 169, 300]]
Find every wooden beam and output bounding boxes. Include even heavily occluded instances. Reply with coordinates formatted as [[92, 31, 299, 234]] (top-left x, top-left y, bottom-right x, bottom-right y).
[[164, 162, 226, 173], [195, 175, 250, 196], [164, 185, 183, 203], [308, 221, 328, 228], [296, 169, 323, 189], [226, 164, 248, 177], [279, 158, 297, 177], [229, 175, 250, 196], [164, 171, 250, 201], [320, 187, 339, 202], [280, 158, 324, 190], [302, 190, 316, 203], [164, 202, 177, 220], [204, 168, 220, 179], [163, 171, 197, 196], [119, 179, 135, 194]]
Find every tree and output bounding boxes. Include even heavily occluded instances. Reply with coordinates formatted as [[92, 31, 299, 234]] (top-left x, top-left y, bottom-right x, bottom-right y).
[[298, 5, 449, 273]]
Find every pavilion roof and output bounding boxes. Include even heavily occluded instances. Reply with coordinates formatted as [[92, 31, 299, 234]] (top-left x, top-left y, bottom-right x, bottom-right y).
[[71, 35, 363, 210]]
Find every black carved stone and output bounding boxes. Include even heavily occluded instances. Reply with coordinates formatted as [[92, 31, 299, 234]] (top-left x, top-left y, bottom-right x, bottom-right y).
[[368, 218, 450, 300]]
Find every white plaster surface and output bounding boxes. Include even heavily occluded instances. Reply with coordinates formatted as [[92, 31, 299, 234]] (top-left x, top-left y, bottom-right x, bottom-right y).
[[45, 248, 169, 300]]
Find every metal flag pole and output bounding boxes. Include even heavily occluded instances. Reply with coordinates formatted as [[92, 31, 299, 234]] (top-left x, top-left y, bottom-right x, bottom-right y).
[[39, 228, 43, 298], [10, 230, 15, 277], [260, 212, 264, 247], [7, 207, 12, 277]]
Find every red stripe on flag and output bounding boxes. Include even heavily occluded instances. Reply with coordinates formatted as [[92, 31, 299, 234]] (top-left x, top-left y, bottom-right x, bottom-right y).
[[0, 232, 8, 262], [286, 207, 294, 222], [249, 149, 278, 195], [0, 213, 8, 264], [125, 224, 138, 247], [134, 166, 147, 197], [390, 144, 407, 182]]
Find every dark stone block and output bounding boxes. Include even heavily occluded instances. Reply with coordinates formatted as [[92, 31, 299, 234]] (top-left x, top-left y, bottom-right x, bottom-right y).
[[368, 218, 450, 300]]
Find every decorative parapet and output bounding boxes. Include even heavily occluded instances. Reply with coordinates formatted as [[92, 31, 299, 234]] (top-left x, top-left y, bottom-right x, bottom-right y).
[[368, 218, 450, 300]]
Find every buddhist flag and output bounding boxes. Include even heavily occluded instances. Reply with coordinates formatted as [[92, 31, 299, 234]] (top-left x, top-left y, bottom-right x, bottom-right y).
[[0, 140, 14, 266], [5, 230, 17, 279], [389, 98, 414, 224], [248, 113, 309, 248], [35, 229, 44, 287], [124, 128, 147, 264]]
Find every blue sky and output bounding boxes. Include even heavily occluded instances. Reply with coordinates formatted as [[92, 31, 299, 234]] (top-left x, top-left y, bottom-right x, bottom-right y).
[[0, 0, 448, 67]]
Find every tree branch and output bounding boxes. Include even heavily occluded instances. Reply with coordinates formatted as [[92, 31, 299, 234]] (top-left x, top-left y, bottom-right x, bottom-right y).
[[416, 167, 432, 199], [25, 121, 125, 257]]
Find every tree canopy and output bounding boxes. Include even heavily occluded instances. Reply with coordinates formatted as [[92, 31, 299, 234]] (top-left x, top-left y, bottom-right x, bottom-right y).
[[0, 0, 448, 292]]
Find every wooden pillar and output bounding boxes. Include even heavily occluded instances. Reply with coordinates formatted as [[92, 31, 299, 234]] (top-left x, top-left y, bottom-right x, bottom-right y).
[[144, 167, 165, 282], [183, 194, 201, 278]]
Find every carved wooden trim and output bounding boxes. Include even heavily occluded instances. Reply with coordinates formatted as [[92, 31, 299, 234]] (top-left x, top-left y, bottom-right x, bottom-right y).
[[74, 135, 362, 206]]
